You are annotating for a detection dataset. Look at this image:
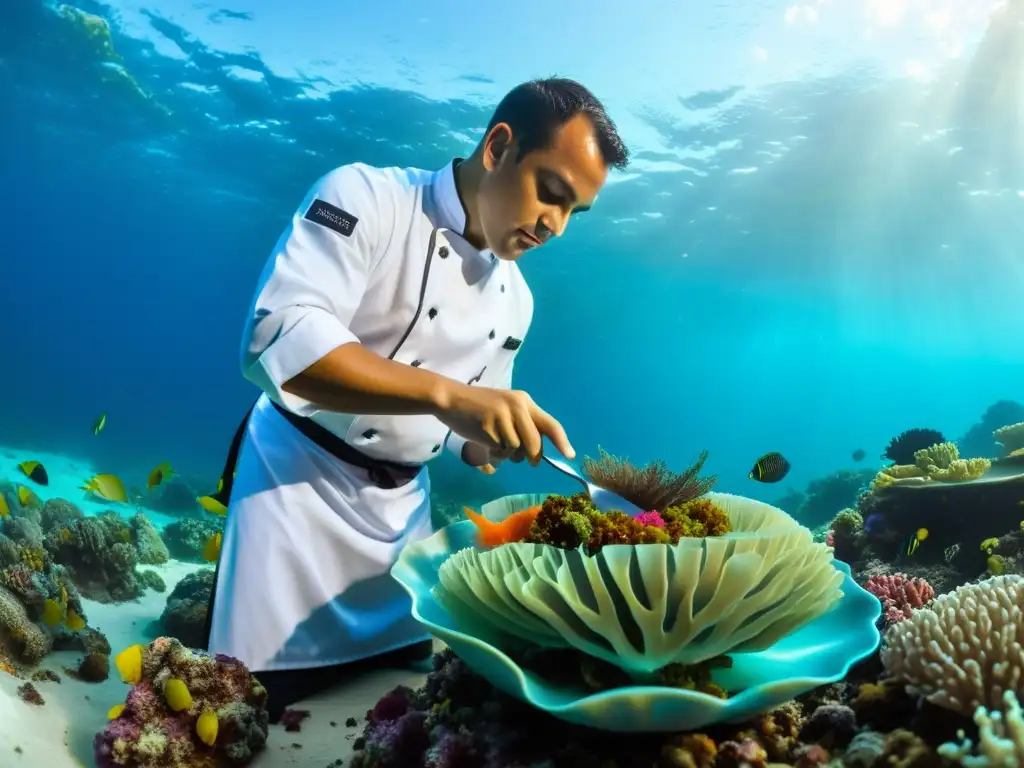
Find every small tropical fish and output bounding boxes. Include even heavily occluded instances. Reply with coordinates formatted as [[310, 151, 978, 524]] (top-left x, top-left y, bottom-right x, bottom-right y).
[[41, 598, 64, 626], [107, 703, 125, 720], [0, 494, 9, 519], [197, 495, 228, 516], [147, 461, 173, 491], [196, 708, 219, 745], [94, 413, 107, 435], [17, 486, 41, 509], [464, 505, 542, 548], [851, 448, 866, 462], [163, 677, 193, 711], [114, 644, 144, 685], [66, 608, 86, 631], [899, 527, 929, 558], [81, 473, 129, 503], [202, 532, 222, 562], [748, 452, 791, 483], [18, 461, 48, 486]]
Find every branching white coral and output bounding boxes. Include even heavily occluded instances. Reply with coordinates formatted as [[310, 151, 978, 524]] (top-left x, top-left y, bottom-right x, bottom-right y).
[[939, 690, 1024, 767], [881, 575, 1024, 714]]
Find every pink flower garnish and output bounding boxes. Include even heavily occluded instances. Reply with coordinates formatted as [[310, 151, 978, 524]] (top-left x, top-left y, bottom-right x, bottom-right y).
[[635, 510, 666, 528]]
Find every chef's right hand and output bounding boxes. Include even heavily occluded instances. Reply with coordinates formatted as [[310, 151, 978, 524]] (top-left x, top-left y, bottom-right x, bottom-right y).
[[436, 383, 574, 466]]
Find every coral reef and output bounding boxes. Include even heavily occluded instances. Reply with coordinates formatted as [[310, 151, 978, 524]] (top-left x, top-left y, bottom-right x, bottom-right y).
[[160, 569, 215, 649], [581, 447, 716, 512], [346, 649, 953, 768], [994, 422, 1024, 456], [131, 513, 169, 565], [94, 637, 269, 768], [881, 575, 1024, 714], [43, 512, 148, 602], [162, 517, 225, 563], [524, 492, 731, 554], [772, 469, 875, 530], [863, 574, 935, 627]]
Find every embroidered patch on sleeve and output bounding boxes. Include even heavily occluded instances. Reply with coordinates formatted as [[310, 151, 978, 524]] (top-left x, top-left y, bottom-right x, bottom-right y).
[[304, 198, 359, 237]]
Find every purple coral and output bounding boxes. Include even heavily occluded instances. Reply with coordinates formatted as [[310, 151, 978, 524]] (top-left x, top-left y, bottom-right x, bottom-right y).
[[93, 637, 268, 768], [635, 510, 667, 528]]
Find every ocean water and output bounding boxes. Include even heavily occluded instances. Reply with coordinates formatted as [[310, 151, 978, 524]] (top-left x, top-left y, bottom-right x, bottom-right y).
[[1, 0, 1024, 765]]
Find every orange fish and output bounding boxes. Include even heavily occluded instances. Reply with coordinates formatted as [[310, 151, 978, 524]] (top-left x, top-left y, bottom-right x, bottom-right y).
[[464, 505, 541, 548]]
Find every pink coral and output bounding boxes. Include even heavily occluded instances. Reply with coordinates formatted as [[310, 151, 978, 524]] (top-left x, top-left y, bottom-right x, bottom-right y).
[[825, 530, 835, 548], [635, 510, 666, 529], [864, 574, 935, 626], [93, 637, 269, 768]]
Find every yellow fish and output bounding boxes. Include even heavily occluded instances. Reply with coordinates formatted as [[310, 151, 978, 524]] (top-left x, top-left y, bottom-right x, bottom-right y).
[[107, 703, 125, 720], [0, 494, 9, 519], [147, 461, 173, 491], [17, 486, 41, 509], [41, 598, 64, 626], [18, 461, 49, 486], [114, 644, 144, 685], [196, 708, 218, 745], [202, 532, 222, 563], [81, 473, 129, 504], [901, 527, 929, 557], [66, 609, 86, 631], [196, 496, 228, 516], [163, 678, 192, 712], [94, 413, 107, 436]]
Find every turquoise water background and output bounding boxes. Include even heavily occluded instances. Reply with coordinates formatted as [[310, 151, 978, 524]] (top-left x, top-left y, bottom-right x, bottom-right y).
[[2, 0, 1022, 511]]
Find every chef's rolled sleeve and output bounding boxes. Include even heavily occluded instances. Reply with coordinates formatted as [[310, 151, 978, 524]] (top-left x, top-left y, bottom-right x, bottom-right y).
[[241, 164, 391, 416]]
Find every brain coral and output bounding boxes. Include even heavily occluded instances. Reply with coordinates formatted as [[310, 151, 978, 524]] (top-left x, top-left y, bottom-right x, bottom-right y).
[[881, 575, 1024, 714]]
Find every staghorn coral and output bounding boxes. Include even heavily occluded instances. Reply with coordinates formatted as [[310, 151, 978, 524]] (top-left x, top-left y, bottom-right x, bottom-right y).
[[94, 636, 269, 768], [160, 569, 215, 649], [881, 575, 1024, 714], [581, 447, 716, 512], [864, 574, 935, 627]]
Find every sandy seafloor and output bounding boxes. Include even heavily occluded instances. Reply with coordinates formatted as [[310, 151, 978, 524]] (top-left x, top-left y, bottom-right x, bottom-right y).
[[0, 445, 432, 767]]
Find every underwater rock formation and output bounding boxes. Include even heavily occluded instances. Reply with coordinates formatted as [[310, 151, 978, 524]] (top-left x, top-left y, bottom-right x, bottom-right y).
[[162, 517, 224, 563], [131, 513, 169, 565], [43, 511, 148, 602], [160, 569, 214, 649], [95, 637, 269, 768]]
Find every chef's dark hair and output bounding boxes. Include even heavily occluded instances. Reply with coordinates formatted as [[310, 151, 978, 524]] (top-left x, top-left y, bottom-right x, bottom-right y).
[[486, 78, 630, 170]]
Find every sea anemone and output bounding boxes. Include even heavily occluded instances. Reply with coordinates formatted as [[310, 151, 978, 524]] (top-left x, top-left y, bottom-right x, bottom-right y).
[[581, 447, 716, 512], [881, 428, 944, 466]]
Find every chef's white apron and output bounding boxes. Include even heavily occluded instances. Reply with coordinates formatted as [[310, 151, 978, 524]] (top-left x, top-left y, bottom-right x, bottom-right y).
[[206, 395, 432, 672]]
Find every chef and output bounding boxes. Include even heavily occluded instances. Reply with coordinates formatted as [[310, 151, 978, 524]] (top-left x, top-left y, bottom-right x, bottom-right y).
[[204, 76, 629, 717]]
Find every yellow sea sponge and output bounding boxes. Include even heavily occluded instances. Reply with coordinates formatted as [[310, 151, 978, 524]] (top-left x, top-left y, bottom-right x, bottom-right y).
[[914, 441, 959, 472], [163, 677, 192, 712], [929, 458, 990, 482], [981, 538, 1000, 555], [988, 555, 1006, 576]]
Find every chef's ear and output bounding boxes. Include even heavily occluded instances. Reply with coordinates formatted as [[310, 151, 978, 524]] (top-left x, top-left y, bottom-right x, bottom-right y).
[[482, 123, 513, 171]]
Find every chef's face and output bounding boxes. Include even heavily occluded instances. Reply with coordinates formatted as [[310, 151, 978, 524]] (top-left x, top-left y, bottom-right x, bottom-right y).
[[478, 113, 609, 260]]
